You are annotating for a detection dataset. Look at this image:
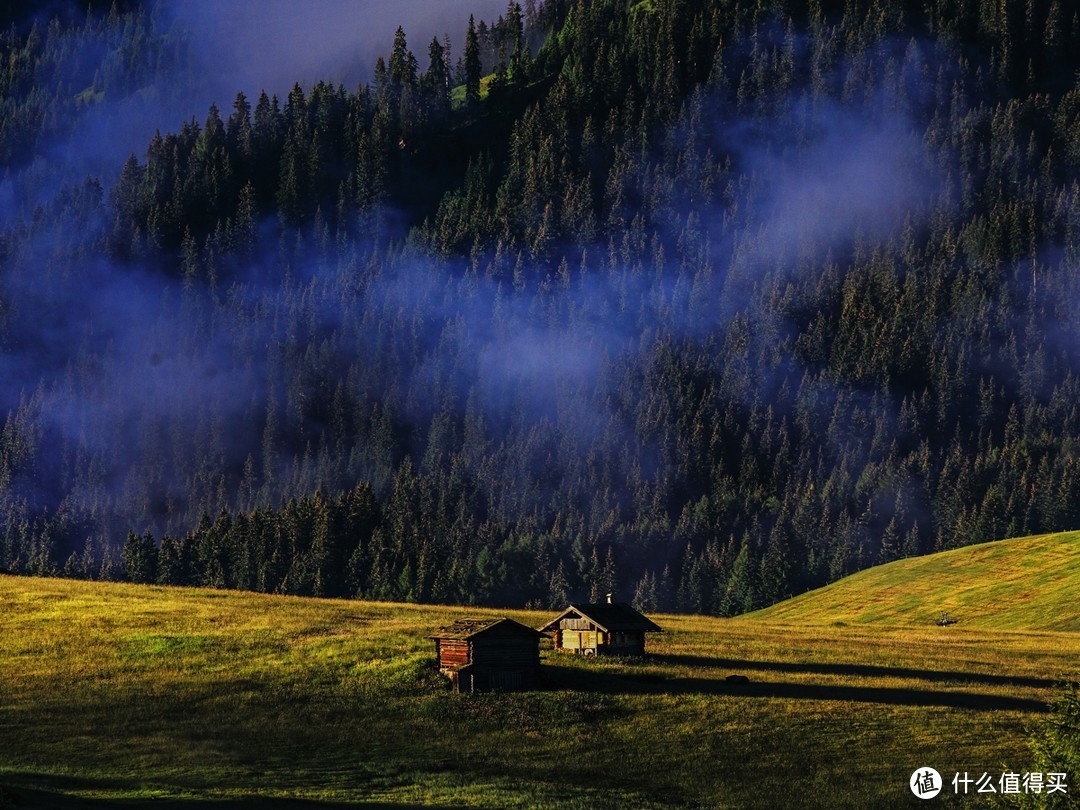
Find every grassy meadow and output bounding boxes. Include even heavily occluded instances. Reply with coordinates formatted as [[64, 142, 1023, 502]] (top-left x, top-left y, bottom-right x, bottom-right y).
[[750, 531, 1080, 631], [1, 542, 1078, 808]]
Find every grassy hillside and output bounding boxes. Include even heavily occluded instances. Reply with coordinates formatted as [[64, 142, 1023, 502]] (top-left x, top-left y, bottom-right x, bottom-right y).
[[0, 575, 1078, 808], [747, 532, 1080, 632]]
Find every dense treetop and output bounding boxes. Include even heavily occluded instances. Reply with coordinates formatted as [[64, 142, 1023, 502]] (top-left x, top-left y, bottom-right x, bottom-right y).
[[2, 0, 1079, 613]]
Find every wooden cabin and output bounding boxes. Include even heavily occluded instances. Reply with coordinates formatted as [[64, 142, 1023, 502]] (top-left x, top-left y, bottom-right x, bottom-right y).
[[539, 596, 662, 656], [428, 618, 544, 692]]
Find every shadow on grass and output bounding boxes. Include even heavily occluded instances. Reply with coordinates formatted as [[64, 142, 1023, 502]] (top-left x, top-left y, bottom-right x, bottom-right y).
[[650, 653, 1062, 690], [0, 773, 447, 810], [541, 665, 1049, 712]]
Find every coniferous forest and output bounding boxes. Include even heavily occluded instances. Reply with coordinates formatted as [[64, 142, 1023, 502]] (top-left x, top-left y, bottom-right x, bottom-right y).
[[2, 0, 1079, 615]]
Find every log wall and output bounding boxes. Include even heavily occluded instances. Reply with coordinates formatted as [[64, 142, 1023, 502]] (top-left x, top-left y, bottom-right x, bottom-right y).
[[436, 639, 471, 669]]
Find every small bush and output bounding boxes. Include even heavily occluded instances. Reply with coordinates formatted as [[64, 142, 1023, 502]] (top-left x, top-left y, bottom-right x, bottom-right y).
[[1029, 687, 1079, 807], [1000, 685, 1079, 808]]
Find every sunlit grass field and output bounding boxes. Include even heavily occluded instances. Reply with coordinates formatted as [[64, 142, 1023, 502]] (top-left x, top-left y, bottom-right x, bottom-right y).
[[450, 74, 497, 108], [749, 531, 1080, 631], [1, 562, 1077, 808]]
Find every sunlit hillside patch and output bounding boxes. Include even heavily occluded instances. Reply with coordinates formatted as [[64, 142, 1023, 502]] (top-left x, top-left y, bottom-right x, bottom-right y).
[[747, 532, 1080, 632]]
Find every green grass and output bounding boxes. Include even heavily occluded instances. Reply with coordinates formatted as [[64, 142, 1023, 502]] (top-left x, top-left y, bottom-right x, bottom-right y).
[[747, 531, 1080, 631], [450, 75, 497, 109], [0, 571, 1077, 808]]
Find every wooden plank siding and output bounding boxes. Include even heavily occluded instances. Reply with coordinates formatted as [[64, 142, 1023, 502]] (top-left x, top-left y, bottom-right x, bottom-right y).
[[562, 631, 581, 650], [472, 637, 539, 667], [608, 631, 646, 656], [540, 602, 661, 656], [561, 618, 595, 631], [556, 630, 645, 655], [429, 618, 543, 692], [435, 638, 471, 669]]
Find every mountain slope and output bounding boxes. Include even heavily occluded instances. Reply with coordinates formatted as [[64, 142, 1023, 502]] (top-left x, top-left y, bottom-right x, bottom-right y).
[[745, 532, 1080, 632]]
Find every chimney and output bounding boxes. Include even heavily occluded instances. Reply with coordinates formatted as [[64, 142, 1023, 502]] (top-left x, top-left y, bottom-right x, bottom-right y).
[[606, 592, 613, 604]]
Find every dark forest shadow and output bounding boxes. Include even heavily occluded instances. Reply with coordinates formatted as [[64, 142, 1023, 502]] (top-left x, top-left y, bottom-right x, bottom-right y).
[[650, 653, 1061, 690], [541, 664, 1049, 712]]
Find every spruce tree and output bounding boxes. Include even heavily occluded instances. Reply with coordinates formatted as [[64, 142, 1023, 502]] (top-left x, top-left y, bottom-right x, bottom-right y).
[[465, 15, 482, 108]]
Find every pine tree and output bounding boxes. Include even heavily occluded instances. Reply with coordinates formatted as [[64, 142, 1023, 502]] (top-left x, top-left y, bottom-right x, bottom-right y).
[[122, 531, 157, 584], [465, 15, 482, 108], [423, 36, 451, 121]]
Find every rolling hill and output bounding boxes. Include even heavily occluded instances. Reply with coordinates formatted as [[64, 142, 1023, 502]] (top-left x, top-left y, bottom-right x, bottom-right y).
[[746, 532, 1080, 632]]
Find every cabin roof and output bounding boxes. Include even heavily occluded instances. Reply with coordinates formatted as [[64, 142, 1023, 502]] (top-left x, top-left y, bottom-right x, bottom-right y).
[[538, 603, 662, 633], [427, 617, 545, 641]]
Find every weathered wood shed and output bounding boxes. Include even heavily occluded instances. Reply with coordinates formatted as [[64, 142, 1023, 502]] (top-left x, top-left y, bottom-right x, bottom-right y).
[[428, 617, 544, 692], [539, 596, 662, 656]]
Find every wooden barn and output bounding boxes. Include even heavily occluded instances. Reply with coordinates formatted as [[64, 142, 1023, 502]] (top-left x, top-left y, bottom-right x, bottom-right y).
[[428, 618, 544, 692], [539, 596, 662, 656]]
